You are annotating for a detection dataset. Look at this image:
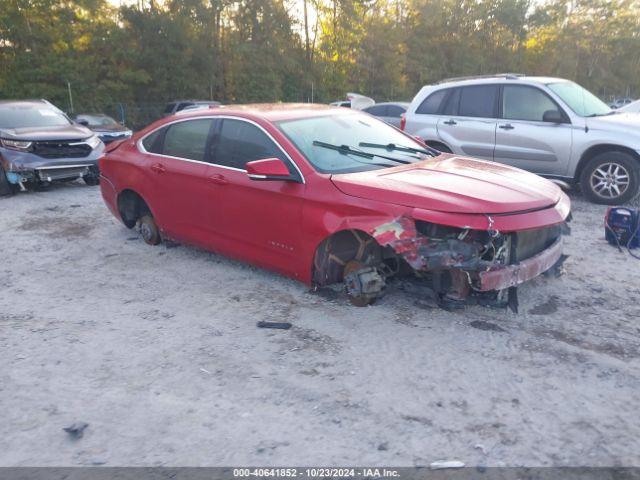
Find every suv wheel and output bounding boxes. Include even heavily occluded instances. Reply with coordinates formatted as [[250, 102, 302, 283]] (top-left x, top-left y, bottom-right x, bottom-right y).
[[0, 166, 17, 196], [580, 151, 639, 205], [83, 175, 100, 186]]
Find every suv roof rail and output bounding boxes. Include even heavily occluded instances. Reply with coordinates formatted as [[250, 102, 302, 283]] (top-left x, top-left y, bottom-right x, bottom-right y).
[[436, 73, 525, 84]]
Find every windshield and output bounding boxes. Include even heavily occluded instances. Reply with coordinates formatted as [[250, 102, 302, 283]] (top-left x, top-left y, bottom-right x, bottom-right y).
[[0, 105, 71, 129], [77, 114, 118, 127], [276, 112, 433, 174], [547, 81, 612, 117]]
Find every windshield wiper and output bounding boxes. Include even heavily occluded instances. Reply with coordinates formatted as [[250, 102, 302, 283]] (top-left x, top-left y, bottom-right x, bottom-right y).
[[312, 141, 396, 168], [359, 142, 437, 157], [312, 140, 411, 164]]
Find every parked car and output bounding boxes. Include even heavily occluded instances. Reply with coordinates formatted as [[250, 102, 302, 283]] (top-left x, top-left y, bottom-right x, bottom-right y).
[[329, 93, 375, 110], [0, 100, 103, 195], [620, 99, 640, 114], [99, 104, 570, 308], [362, 102, 410, 128], [609, 97, 635, 109], [75, 113, 132, 144], [163, 100, 221, 116], [403, 74, 640, 204]]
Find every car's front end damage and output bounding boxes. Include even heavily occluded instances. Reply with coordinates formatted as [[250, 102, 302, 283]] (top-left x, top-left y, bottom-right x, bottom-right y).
[[0, 135, 104, 192], [337, 194, 571, 311]]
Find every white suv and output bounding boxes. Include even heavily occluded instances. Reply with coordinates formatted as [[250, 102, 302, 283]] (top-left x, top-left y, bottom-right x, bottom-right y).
[[403, 74, 640, 204]]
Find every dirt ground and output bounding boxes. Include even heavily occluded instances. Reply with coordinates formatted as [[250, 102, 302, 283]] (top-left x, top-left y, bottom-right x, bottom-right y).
[[1, 182, 640, 467]]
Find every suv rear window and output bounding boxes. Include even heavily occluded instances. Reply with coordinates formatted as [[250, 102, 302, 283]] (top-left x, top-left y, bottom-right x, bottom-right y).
[[416, 89, 447, 114], [458, 85, 498, 118]]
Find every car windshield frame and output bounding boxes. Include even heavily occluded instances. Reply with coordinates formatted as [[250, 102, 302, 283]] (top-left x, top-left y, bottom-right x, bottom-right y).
[[275, 112, 435, 175], [0, 105, 72, 129], [546, 81, 612, 117]]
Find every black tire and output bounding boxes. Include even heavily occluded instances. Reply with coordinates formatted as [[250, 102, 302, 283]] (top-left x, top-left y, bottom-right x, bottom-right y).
[[579, 151, 639, 205], [83, 175, 100, 186], [0, 166, 17, 196], [138, 214, 161, 246]]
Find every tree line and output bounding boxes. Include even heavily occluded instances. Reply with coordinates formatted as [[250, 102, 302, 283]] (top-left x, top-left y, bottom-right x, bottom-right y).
[[1, 0, 639, 126]]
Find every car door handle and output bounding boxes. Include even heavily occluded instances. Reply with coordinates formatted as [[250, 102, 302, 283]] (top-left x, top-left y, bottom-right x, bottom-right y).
[[499, 124, 515, 130], [150, 163, 166, 174], [208, 174, 228, 186], [444, 119, 457, 126]]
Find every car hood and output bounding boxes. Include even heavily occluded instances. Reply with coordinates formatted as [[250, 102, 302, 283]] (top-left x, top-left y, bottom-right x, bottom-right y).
[[90, 124, 130, 133], [330, 155, 562, 214], [586, 112, 640, 135], [0, 125, 94, 141]]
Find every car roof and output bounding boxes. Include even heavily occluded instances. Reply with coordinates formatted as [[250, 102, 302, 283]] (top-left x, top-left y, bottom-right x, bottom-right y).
[[0, 99, 52, 108], [171, 103, 349, 122], [433, 75, 569, 88], [170, 100, 220, 104], [367, 102, 410, 107]]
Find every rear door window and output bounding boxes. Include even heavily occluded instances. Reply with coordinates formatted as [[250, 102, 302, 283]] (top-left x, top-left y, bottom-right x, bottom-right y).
[[364, 105, 388, 116], [210, 119, 285, 170], [416, 89, 448, 114], [458, 85, 499, 118], [162, 119, 213, 161], [441, 88, 460, 115], [142, 128, 165, 154], [386, 105, 406, 117], [502, 85, 561, 122]]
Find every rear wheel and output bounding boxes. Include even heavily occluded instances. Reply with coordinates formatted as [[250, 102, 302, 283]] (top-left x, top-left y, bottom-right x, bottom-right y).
[[580, 151, 639, 205], [138, 214, 161, 245]]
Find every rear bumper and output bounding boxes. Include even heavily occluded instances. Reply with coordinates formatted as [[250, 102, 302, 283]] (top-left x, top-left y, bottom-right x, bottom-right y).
[[477, 236, 563, 291], [99, 174, 120, 220]]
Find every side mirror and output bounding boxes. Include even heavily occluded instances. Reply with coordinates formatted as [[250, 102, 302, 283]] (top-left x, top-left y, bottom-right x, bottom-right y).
[[543, 110, 565, 123], [246, 158, 292, 181]]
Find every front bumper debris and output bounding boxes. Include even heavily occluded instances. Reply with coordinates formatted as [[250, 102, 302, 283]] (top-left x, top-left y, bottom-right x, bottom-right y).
[[477, 236, 563, 291], [365, 213, 569, 309], [35, 164, 96, 182]]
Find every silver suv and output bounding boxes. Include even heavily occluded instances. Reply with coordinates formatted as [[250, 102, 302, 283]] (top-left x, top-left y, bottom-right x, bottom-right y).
[[403, 74, 640, 204]]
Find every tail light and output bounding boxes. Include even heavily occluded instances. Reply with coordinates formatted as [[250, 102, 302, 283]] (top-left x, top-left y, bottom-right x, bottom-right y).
[[400, 113, 406, 131], [104, 139, 128, 153]]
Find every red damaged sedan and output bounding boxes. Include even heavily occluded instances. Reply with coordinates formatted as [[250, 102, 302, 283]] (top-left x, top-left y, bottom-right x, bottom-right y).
[[99, 104, 571, 309]]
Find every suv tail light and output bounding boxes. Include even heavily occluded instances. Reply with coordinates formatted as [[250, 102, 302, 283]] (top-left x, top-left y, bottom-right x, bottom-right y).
[[400, 113, 406, 131]]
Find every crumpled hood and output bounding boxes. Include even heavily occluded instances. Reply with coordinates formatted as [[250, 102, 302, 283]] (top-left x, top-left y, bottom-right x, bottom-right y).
[[0, 125, 94, 141], [331, 155, 562, 214], [586, 112, 640, 137]]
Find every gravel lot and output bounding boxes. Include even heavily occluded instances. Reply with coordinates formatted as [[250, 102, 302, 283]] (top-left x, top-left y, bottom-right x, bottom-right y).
[[1, 182, 640, 467]]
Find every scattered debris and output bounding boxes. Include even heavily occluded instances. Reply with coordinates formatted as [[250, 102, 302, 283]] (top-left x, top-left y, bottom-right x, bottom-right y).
[[429, 460, 465, 470], [309, 286, 341, 301], [377, 442, 389, 451], [200, 367, 212, 375], [470, 320, 506, 332], [474, 443, 488, 454], [63, 422, 89, 439], [257, 321, 292, 330], [529, 296, 559, 315]]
